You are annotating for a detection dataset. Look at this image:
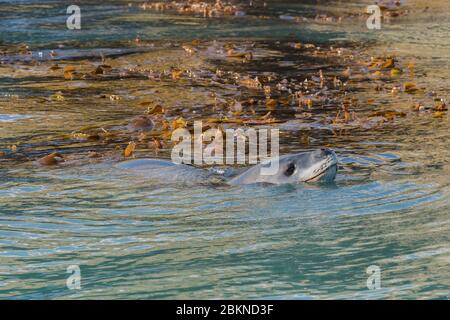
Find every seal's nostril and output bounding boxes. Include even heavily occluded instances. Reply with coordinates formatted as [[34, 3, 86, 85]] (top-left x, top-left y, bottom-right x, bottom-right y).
[[320, 148, 336, 158]]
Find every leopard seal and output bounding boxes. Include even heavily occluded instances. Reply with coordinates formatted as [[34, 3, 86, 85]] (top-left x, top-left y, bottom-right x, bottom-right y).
[[115, 149, 338, 185]]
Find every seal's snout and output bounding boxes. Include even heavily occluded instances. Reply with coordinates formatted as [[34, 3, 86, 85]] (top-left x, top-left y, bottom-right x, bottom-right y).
[[319, 148, 334, 157], [302, 148, 338, 183], [317, 148, 337, 164], [311, 148, 335, 160]]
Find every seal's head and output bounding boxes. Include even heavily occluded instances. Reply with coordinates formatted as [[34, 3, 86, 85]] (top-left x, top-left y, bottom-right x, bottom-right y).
[[275, 149, 338, 183], [228, 149, 338, 185]]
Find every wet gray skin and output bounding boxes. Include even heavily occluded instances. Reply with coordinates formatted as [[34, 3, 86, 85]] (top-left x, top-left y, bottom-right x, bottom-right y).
[[227, 149, 338, 185], [115, 149, 338, 186], [115, 158, 224, 185]]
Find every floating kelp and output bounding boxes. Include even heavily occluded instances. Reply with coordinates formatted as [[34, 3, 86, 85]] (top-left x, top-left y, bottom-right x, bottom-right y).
[[124, 141, 136, 157], [0, 34, 444, 165], [368, 110, 407, 120], [139, 0, 244, 17]]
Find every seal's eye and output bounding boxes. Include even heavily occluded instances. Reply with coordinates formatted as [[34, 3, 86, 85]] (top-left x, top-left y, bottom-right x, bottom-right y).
[[284, 163, 296, 176]]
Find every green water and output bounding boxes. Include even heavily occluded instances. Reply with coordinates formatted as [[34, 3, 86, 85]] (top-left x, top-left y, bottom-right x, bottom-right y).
[[0, 0, 449, 299]]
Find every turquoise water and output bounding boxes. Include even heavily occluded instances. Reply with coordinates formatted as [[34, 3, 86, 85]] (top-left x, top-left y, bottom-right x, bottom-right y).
[[1, 160, 448, 299], [0, 0, 449, 299]]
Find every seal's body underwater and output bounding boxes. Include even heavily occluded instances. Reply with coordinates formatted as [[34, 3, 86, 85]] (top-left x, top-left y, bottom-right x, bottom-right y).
[[116, 149, 338, 185]]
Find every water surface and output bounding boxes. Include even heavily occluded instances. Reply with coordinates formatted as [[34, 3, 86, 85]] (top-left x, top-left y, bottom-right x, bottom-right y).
[[0, 0, 449, 299]]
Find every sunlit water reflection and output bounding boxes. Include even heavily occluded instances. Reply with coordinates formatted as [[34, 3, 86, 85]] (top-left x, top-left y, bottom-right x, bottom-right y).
[[0, 0, 449, 299]]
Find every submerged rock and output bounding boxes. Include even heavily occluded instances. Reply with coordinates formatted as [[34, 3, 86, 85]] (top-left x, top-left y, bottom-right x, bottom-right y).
[[37, 153, 64, 166], [127, 116, 154, 132]]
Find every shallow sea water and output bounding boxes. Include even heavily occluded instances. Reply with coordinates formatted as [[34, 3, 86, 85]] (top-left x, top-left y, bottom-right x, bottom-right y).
[[0, 0, 449, 299]]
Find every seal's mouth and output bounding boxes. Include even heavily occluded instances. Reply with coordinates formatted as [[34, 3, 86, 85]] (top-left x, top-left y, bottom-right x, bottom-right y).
[[304, 154, 338, 182], [304, 164, 337, 182]]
